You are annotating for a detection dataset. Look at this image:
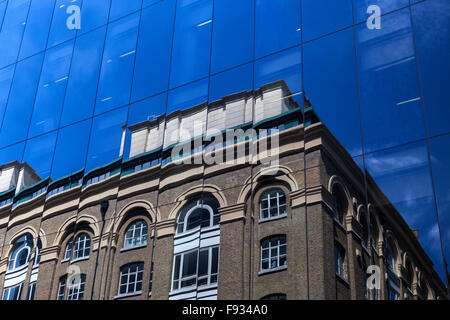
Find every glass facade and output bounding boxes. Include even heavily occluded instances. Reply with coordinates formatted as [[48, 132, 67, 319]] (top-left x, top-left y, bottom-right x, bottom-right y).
[[0, 0, 448, 294]]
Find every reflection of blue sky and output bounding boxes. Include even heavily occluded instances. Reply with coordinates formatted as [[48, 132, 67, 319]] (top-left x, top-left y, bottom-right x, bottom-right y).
[[0, 0, 447, 286], [430, 134, 450, 281], [365, 142, 446, 281]]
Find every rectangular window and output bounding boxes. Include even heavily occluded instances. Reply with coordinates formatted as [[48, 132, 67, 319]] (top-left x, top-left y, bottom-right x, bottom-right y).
[[172, 246, 219, 291], [57, 275, 67, 300], [334, 244, 346, 279], [26, 282, 36, 300], [118, 263, 144, 296], [2, 283, 23, 301], [261, 236, 287, 271], [67, 274, 86, 300]]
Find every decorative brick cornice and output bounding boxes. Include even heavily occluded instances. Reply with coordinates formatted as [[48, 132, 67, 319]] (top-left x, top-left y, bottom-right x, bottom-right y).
[[218, 203, 246, 224]]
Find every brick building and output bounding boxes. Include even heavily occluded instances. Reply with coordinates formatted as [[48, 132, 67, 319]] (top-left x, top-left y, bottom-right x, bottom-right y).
[[0, 81, 446, 300]]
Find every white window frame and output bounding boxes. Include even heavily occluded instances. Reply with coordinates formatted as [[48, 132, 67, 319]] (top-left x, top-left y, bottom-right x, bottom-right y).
[[124, 220, 148, 249], [178, 200, 215, 235], [72, 233, 90, 261], [260, 236, 287, 272], [171, 246, 219, 292], [117, 263, 144, 297], [8, 246, 31, 271], [259, 189, 287, 221], [64, 239, 73, 261], [2, 283, 23, 300], [67, 274, 86, 300]]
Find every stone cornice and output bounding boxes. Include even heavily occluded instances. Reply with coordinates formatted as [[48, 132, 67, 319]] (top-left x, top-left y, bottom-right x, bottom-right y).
[[155, 219, 176, 238], [218, 203, 246, 224]]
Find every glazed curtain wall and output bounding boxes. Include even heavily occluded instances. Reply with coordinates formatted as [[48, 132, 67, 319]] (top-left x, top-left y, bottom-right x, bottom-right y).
[[0, 0, 448, 286]]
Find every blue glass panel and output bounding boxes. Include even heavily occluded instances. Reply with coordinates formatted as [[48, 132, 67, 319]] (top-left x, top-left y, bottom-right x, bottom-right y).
[[109, 0, 141, 22], [0, 0, 31, 68], [412, 0, 450, 137], [79, 0, 110, 34], [47, 0, 81, 48], [302, 0, 353, 42], [143, 0, 161, 7], [429, 134, 450, 281], [0, 1, 7, 27], [129, 93, 166, 126], [0, 53, 44, 148], [28, 40, 74, 138], [169, 0, 213, 89], [356, 8, 425, 154], [132, 0, 175, 102], [255, 46, 302, 104], [22, 131, 57, 179], [255, 0, 301, 58], [51, 119, 90, 179], [211, 0, 254, 73], [86, 107, 128, 171], [209, 63, 253, 102], [61, 27, 106, 126], [0, 142, 24, 166], [304, 29, 362, 157], [96, 12, 139, 115], [353, 0, 409, 24], [365, 142, 446, 282], [19, 0, 55, 60], [167, 78, 208, 114], [0, 65, 14, 126]]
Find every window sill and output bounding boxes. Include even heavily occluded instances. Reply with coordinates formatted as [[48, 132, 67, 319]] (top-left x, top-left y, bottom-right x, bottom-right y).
[[120, 244, 147, 253], [114, 291, 142, 300], [61, 258, 70, 264], [335, 273, 349, 286], [71, 256, 90, 264], [259, 214, 287, 224], [258, 265, 287, 276]]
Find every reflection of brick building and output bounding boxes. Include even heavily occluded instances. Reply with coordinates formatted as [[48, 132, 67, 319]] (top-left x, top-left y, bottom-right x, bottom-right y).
[[0, 81, 446, 300]]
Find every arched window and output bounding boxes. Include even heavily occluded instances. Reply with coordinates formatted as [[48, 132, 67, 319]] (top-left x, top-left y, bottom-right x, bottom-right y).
[[8, 234, 33, 271], [331, 184, 347, 224], [176, 197, 219, 234], [369, 212, 380, 252], [260, 235, 287, 271], [261, 293, 286, 300], [386, 239, 397, 275], [64, 239, 73, 260], [259, 189, 287, 220], [359, 210, 369, 246], [171, 196, 221, 299], [117, 262, 144, 297], [405, 260, 414, 294], [73, 233, 91, 260], [334, 242, 347, 279], [124, 220, 148, 249]]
